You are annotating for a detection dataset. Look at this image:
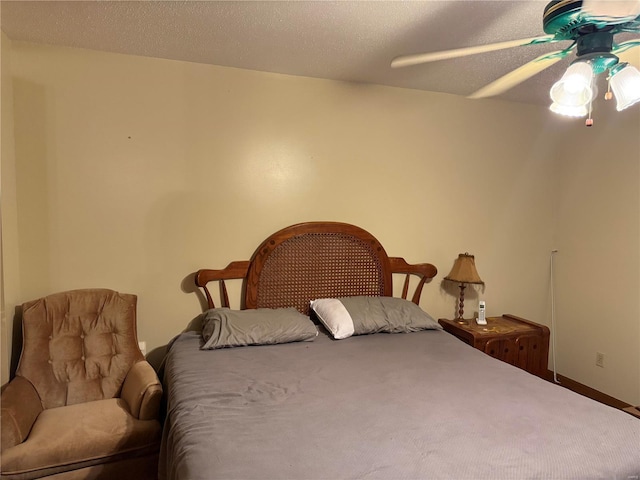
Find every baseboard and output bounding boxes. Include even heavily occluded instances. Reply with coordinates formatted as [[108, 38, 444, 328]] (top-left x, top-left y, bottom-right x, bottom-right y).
[[545, 370, 631, 410]]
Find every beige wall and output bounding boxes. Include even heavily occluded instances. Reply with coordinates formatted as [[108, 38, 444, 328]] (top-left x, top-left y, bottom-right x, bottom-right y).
[[554, 108, 640, 404], [2, 41, 637, 404], [1, 31, 20, 385]]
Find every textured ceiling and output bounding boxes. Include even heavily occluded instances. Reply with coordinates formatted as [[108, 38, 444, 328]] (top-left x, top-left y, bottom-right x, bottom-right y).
[[1, 1, 639, 106]]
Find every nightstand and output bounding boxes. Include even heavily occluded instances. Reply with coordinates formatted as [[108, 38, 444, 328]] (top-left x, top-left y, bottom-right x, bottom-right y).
[[438, 314, 550, 378]]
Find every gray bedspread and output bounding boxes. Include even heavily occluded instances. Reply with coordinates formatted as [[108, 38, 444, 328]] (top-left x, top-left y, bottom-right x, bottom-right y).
[[159, 329, 640, 480]]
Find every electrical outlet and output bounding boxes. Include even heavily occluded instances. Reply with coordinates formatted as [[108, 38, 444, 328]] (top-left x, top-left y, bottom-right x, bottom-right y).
[[595, 351, 605, 368], [138, 341, 147, 356]]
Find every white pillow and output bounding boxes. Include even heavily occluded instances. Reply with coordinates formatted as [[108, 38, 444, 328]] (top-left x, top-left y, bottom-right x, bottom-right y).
[[309, 298, 355, 339], [311, 296, 441, 340]]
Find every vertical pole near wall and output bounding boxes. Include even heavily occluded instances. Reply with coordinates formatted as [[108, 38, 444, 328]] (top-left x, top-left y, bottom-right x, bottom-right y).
[[550, 249, 560, 384], [0, 204, 7, 383]]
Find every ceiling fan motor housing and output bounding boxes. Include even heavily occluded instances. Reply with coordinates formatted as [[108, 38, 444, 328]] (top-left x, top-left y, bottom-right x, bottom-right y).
[[543, 0, 639, 74], [575, 31, 618, 73], [543, 0, 638, 38], [543, 0, 588, 38]]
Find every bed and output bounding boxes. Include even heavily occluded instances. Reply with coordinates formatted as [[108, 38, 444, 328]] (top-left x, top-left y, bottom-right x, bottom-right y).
[[159, 221, 640, 480]]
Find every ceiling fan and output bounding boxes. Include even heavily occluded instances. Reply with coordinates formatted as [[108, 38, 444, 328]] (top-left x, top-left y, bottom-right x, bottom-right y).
[[391, 0, 640, 122]]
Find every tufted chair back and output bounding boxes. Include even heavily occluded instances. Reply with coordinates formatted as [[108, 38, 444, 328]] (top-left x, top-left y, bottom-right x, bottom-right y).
[[16, 288, 145, 409]]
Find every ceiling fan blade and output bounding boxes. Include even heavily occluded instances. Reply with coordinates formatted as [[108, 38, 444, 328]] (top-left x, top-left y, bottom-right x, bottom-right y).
[[390, 35, 556, 69], [613, 39, 640, 56], [581, 0, 640, 22], [467, 47, 575, 99], [616, 41, 640, 66]]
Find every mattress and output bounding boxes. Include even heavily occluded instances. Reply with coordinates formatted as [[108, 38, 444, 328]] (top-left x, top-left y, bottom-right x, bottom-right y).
[[159, 329, 640, 479]]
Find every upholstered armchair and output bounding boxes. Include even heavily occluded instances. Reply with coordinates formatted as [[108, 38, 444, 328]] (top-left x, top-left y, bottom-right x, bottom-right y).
[[0, 289, 163, 480]]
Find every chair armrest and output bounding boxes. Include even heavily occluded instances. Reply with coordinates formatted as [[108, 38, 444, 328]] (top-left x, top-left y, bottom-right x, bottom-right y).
[[1, 376, 43, 452], [121, 360, 163, 421]]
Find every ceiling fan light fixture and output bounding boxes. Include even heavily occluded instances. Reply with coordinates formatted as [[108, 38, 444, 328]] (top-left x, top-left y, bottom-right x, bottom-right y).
[[550, 61, 594, 108], [549, 101, 589, 117], [390, 0, 640, 125], [609, 63, 640, 111]]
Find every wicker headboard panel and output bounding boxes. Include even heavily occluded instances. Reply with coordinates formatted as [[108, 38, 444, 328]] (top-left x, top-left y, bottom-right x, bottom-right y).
[[245, 222, 391, 314], [195, 222, 437, 314]]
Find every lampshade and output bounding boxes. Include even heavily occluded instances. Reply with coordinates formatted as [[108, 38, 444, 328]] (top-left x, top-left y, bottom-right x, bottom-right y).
[[444, 253, 484, 285], [549, 101, 589, 117], [550, 61, 594, 108], [610, 63, 640, 111]]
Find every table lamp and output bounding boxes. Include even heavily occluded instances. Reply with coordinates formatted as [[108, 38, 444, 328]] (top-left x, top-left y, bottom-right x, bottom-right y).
[[444, 252, 484, 324]]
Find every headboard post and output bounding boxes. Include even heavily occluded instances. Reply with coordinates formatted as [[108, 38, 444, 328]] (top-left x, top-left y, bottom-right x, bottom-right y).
[[389, 257, 438, 304], [195, 261, 250, 309]]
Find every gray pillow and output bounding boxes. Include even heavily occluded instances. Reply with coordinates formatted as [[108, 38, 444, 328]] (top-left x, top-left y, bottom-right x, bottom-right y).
[[201, 307, 318, 350], [310, 296, 441, 339]]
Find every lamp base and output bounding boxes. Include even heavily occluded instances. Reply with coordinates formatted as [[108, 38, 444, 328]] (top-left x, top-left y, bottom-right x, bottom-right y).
[[455, 317, 471, 326], [457, 283, 467, 320]]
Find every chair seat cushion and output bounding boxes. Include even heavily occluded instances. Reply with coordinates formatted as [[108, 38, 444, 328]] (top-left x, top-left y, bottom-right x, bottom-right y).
[[1, 398, 160, 479]]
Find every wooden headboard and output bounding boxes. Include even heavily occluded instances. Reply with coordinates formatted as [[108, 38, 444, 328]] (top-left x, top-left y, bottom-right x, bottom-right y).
[[195, 222, 437, 314]]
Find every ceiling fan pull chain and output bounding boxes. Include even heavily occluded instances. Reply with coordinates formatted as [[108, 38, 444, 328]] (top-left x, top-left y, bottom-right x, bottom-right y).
[[604, 78, 613, 101], [585, 110, 594, 126], [585, 77, 595, 127]]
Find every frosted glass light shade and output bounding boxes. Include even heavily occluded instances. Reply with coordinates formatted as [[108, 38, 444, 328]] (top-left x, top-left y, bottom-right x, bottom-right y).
[[549, 102, 588, 117], [550, 61, 593, 107], [610, 64, 640, 111]]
